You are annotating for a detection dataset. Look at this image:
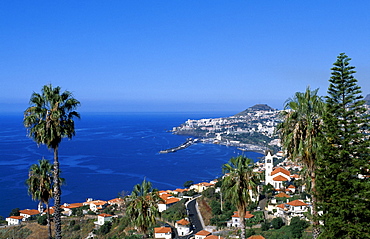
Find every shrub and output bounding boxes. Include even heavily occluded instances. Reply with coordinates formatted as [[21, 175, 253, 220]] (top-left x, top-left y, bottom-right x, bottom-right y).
[[37, 214, 48, 225], [9, 208, 20, 217], [69, 220, 76, 227], [73, 224, 81, 231], [161, 199, 187, 222], [289, 217, 309, 238], [202, 187, 217, 198], [87, 210, 96, 215], [246, 228, 256, 237], [261, 221, 270, 231], [97, 222, 112, 235], [271, 217, 284, 229]]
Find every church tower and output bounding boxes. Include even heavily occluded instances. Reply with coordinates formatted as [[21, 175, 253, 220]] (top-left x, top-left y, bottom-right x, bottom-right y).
[[265, 151, 273, 185]]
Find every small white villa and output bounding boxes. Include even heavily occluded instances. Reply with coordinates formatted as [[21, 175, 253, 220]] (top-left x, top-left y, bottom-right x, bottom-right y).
[[286, 200, 309, 216], [227, 211, 254, 227], [19, 209, 40, 221], [276, 199, 309, 218], [195, 230, 211, 239], [175, 218, 191, 236], [83, 199, 108, 212], [158, 197, 180, 212], [6, 216, 23, 225], [154, 227, 172, 239], [189, 182, 214, 193], [95, 213, 114, 226]]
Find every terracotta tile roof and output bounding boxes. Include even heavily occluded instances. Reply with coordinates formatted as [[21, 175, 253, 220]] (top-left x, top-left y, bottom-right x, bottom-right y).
[[84, 200, 107, 206], [195, 230, 211, 236], [275, 192, 290, 198], [205, 235, 224, 239], [271, 167, 290, 176], [195, 182, 214, 187], [272, 175, 289, 181], [93, 200, 108, 205], [154, 227, 172, 233], [108, 198, 124, 204], [160, 193, 173, 200], [288, 185, 296, 188], [248, 236, 265, 239], [168, 197, 180, 204], [8, 216, 24, 220], [63, 203, 84, 209], [98, 213, 113, 217], [174, 188, 188, 193], [277, 203, 286, 209], [287, 200, 308, 206], [19, 209, 40, 216], [232, 211, 254, 219], [176, 218, 190, 225]]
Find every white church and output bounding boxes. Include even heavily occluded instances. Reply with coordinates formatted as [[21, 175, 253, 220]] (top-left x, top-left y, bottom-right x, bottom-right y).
[[264, 152, 291, 190]]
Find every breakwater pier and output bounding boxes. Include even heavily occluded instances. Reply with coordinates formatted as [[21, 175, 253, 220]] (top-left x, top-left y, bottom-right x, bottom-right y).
[[159, 138, 198, 154]]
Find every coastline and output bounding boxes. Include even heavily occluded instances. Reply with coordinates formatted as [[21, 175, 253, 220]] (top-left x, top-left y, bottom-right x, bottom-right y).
[[0, 113, 263, 218]]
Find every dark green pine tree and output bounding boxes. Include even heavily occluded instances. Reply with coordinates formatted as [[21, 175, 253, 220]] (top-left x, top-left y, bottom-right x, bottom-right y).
[[316, 53, 370, 238]]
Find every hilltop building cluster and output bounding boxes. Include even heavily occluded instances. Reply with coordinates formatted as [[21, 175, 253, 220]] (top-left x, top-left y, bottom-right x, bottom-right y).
[[172, 104, 282, 151]]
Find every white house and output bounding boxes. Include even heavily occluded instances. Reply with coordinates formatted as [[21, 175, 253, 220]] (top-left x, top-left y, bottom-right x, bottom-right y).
[[95, 213, 113, 226], [189, 182, 214, 193], [6, 216, 23, 225], [83, 200, 108, 212], [277, 199, 309, 218], [175, 218, 191, 236], [195, 230, 211, 239], [227, 211, 254, 227], [19, 209, 40, 221], [158, 196, 180, 212], [61, 202, 84, 216], [287, 185, 296, 193], [108, 198, 124, 206], [271, 168, 290, 190], [154, 227, 172, 239], [286, 200, 309, 216]]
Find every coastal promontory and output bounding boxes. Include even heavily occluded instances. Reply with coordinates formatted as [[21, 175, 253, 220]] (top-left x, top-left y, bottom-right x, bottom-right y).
[[172, 104, 282, 152]]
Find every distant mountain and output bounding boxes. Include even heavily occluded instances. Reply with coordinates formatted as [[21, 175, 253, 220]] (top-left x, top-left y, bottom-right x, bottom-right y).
[[234, 104, 276, 116], [364, 94, 370, 105]]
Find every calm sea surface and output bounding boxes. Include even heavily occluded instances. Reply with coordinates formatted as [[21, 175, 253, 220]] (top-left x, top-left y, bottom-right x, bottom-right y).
[[0, 112, 263, 218]]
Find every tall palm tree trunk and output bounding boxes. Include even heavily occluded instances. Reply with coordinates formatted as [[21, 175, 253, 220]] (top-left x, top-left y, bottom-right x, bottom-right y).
[[239, 210, 246, 239], [311, 173, 320, 239], [46, 202, 52, 239], [53, 146, 62, 239]]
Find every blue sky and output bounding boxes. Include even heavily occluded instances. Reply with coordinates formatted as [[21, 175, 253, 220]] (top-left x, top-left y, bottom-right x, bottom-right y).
[[1, 1, 370, 113]]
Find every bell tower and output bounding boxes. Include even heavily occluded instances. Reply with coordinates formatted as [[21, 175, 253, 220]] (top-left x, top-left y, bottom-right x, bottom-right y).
[[265, 151, 273, 185]]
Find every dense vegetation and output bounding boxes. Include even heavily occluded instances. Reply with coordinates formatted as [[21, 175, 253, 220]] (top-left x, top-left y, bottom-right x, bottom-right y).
[[316, 53, 370, 237]]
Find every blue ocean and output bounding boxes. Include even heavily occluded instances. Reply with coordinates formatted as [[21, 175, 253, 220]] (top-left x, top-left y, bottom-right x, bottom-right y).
[[0, 112, 263, 218]]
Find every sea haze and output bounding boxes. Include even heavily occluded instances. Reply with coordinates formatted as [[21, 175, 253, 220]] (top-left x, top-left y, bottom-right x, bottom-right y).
[[0, 112, 263, 218]]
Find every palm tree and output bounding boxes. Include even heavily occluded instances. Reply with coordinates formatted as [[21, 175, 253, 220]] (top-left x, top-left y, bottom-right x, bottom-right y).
[[276, 86, 324, 237], [26, 159, 53, 239], [125, 179, 162, 238], [222, 156, 261, 239], [24, 84, 80, 239]]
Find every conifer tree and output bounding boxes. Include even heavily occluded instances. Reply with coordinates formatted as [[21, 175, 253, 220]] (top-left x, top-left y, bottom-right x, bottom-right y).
[[316, 53, 370, 238]]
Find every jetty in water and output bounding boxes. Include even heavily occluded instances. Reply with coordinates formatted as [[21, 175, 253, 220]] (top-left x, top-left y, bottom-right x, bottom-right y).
[[159, 138, 198, 154]]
